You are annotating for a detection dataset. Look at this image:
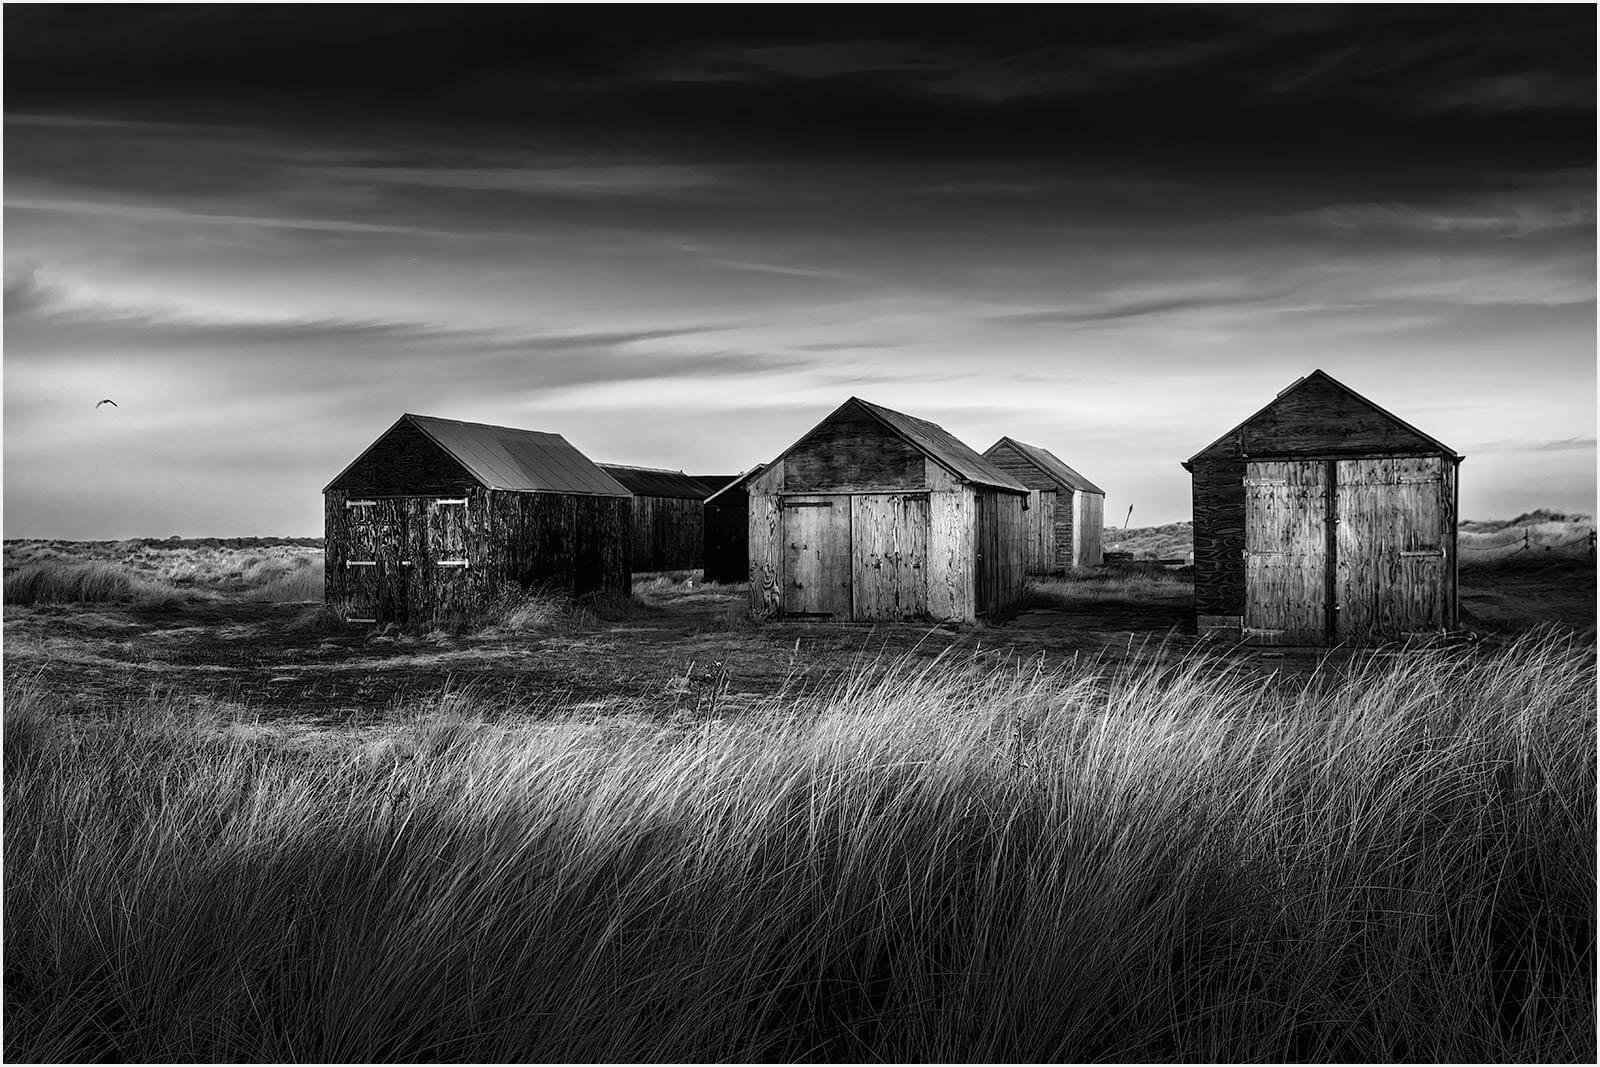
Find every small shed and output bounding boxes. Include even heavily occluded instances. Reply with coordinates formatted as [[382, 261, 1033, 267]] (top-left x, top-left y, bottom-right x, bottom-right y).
[[701, 464, 766, 584], [596, 464, 714, 572], [324, 414, 632, 625], [1182, 370, 1462, 646], [982, 437, 1105, 571], [748, 397, 1030, 622]]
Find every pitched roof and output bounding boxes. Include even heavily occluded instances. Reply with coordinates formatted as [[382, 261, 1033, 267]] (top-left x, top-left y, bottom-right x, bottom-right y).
[[703, 463, 767, 505], [597, 464, 714, 499], [1181, 369, 1460, 468], [326, 414, 631, 496], [690, 473, 743, 494], [849, 398, 1028, 492], [986, 437, 1105, 494]]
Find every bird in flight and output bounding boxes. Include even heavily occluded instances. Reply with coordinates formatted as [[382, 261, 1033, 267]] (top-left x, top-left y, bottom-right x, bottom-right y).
[[95, 398, 118, 408]]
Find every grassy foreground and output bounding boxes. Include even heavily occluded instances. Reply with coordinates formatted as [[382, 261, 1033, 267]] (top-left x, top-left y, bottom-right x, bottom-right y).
[[4, 634, 1595, 1062]]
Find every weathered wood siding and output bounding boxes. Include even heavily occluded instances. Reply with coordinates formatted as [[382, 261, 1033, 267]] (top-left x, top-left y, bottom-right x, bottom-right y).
[[1191, 459, 1249, 627], [1193, 451, 1456, 645], [1190, 373, 1448, 464], [926, 465, 975, 622], [1024, 489, 1058, 574], [851, 493, 930, 619], [327, 420, 478, 497], [973, 488, 1026, 615], [702, 489, 749, 584], [783, 406, 925, 492], [628, 495, 703, 571], [1072, 491, 1104, 567], [1335, 456, 1454, 640], [779, 495, 853, 616], [983, 443, 1055, 491], [325, 487, 630, 626], [1243, 460, 1330, 646], [748, 462, 785, 619]]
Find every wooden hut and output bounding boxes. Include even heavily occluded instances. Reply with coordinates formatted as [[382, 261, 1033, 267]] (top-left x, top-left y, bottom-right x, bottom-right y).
[[1182, 370, 1462, 646], [701, 464, 766, 584], [982, 437, 1105, 572], [748, 398, 1030, 622], [597, 465, 713, 572], [324, 414, 632, 625]]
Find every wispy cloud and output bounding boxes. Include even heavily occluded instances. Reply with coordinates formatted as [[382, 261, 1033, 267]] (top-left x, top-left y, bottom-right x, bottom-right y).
[[1469, 437, 1597, 454], [5, 194, 463, 238], [319, 163, 728, 197]]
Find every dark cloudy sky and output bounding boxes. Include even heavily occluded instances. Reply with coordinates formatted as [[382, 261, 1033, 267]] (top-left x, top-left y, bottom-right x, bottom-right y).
[[5, 5, 1594, 537]]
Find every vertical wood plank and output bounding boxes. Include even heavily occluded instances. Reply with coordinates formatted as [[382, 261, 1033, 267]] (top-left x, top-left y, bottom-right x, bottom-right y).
[[851, 494, 930, 619], [1244, 459, 1329, 645], [781, 496, 851, 616], [926, 475, 974, 622], [747, 464, 784, 618]]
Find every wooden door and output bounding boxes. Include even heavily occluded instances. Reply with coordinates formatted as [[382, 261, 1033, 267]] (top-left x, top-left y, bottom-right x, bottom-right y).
[[851, 494, 929, 619], [781, 495, 852, 616], [1244, 460, 1330, 645], [345, 506, 381, 622], [1335, 457, 1447, 641], [345, 501, 409, 623]]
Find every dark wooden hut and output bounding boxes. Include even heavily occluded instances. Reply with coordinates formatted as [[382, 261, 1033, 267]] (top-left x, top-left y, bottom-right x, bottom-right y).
[[701, 464, 766, 584], [597, 465, 714, 572], [748, 397, 1030, 623], [981, 437, 1105, 572], [324, 414, 632, 625], [1182, 370, 1462, 646]]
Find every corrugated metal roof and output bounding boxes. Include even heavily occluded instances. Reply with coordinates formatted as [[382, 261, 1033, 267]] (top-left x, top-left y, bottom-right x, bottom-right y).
[[990, 437, 1105, 494], [598, 464, 714, 499], [851, 398, 1029, 493], [406, 414, 631, 496]]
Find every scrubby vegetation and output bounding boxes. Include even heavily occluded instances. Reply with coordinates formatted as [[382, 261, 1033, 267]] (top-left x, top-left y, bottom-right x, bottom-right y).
[[4, 541, 324, 605], [5, 633, 1592, 1063], [3, 560, 181, 607], [1023, 563, 1192, 610]]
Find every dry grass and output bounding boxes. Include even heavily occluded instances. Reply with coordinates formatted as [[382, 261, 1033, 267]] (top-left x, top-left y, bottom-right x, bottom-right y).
[[1459, 512, 1594, 565], [4, 542, 325, 606], [2, 560, 183, 607], [5, 632, 1592, 1063], [1020, 564, 1193, 610]]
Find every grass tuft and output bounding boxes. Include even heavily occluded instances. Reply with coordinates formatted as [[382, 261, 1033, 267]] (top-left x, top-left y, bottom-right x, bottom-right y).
[[2, 560, 183, 607]]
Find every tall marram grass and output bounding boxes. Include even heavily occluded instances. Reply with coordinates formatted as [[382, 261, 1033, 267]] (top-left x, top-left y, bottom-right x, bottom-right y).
[[5, 634, 1594, 1062], [2, 560, 181, 607]]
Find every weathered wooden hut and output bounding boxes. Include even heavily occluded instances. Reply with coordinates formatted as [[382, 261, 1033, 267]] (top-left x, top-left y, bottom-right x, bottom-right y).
[[748, 398, 1030, 622], [324, 414, 632, 625], [597, 465, 713, 572], [1182, 370, 1462, 646], [701, 464, 766, 584], [982, 437, 1105, 572]]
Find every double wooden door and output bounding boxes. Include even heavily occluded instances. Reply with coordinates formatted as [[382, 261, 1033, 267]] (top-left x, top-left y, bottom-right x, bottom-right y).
[[779, 493, 928, 619], [343, 498, 469, 623], [1244, 458, 1451, 645]]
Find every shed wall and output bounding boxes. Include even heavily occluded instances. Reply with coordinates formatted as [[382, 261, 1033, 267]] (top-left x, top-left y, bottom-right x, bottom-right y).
[[325, 487, 630, 625], [1073, 492, 1104, 567], [783, 406, 926, 492], [703, 489, 750, 583], [629, 495, 704, 571], [974, 487, 1026, 615], [1190, 373, 1448, 464], [328, 421, 478, 497]]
